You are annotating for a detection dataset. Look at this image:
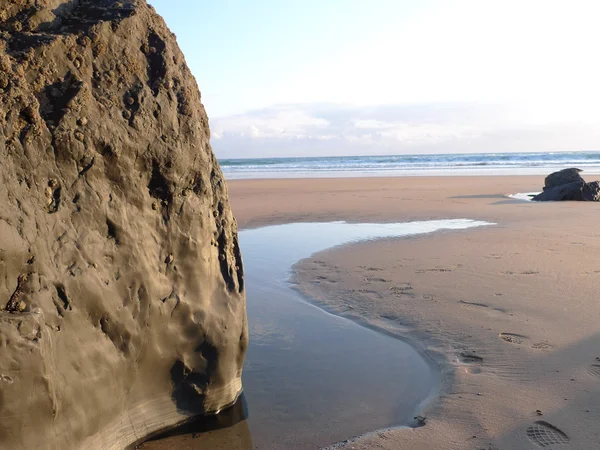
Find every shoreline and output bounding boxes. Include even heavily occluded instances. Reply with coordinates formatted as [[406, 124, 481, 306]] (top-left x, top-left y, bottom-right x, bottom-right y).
[[228, 175, 600, 449], [287, 227, 494, 444], [288, 230, 486, 448], [218, 151, 600, 181], [289, 273, 446, 424], [228, 175, 544, 230], [223, 169, 600, 180]]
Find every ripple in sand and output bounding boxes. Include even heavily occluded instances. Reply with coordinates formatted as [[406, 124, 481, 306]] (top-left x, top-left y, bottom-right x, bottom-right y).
[[587, 364, 600, 379]]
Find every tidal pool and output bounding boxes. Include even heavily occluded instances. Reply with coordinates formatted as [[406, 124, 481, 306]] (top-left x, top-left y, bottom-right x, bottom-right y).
[[146, 219, 493, 450]]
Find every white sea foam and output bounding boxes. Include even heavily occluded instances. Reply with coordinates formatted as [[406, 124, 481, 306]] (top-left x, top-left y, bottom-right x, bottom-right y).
[[220, 152, 600, 179], [509, 192, 539, 201]]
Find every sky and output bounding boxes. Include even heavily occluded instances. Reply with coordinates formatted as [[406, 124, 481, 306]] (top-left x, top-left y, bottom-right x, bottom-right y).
[[149, 0, 600, 158]]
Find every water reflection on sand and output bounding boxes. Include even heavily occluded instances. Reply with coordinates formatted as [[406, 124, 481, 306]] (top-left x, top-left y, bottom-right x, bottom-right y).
[[144, 219, 493, 450]]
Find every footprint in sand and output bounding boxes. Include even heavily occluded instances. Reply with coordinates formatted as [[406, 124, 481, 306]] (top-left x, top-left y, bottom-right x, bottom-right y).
[[415, 268, 452, 273], [499, 332, 527, 344], [389, 284, 414, 297], [364, 276, 389, 283], [459, 352, 484, 364], [485, 254, 503, 259], [526, 421, 570, 448], [457, 352, 483, 374], [587, 364, 600, 379], [460, 300, 489, 308], [502, 271, 540, 275], [499, 334, 554, 350], [531, 341, 553, 350], [359, 266, 383, 272]]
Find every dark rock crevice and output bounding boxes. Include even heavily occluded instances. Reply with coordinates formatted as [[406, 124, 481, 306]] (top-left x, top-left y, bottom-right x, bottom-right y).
[[4, 274, 28, 312], [170, 339, 219, 414], [144, 31, 167, 96], [99, 315, 131, 354], [55, 284, 71, 311], [37, 73, 82, 129], [123, 85, 142, 126], [148, 159, 173, 222], [106, 218, 119, 244], [232, 236, 244, 293], [217, 231, 235, 293]]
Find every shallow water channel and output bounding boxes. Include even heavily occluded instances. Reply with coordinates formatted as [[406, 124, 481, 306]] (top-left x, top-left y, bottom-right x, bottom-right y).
[[148, 219, 492, 449]]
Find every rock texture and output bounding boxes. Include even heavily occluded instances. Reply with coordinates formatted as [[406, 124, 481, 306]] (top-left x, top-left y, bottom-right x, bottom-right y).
[[0, 1, 247, 449], [532, 169, 600, 201], [543, 168, 584, 191]]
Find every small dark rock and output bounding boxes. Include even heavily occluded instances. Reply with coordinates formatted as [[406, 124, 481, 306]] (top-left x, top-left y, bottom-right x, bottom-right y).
[[413, 415, 427, 427]]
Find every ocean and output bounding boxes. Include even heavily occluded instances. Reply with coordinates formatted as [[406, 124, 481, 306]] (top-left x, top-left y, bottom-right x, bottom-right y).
[[219, 151, 600, 179]]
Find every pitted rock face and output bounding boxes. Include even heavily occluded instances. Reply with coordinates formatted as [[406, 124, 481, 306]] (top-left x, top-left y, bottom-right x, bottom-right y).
[[0, 1, 248, 449]]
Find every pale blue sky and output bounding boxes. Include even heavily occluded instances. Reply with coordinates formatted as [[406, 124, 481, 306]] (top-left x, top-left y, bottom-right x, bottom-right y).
[[148, 1, 600, 157], [150, 0, 434, 117]]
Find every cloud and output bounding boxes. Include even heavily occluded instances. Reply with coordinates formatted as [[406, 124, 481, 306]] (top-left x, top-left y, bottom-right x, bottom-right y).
[[352, 119, 393, 130], [211, 106, 329, 140], [352, 119, 480, 144], [209, 102, 600, 158]]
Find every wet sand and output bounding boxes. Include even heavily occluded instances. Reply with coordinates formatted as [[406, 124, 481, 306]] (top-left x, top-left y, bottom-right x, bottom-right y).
[[230, 176, 600, 449], [145, 175, 600, 449]]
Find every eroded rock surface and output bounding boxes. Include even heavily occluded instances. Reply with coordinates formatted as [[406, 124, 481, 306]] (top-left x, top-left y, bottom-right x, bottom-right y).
[[532, 168, 600, 201], [0, 1, 247, 449]]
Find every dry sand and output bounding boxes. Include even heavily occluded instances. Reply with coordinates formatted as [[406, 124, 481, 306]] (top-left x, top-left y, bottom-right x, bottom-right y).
[[228, 176, 600, 450]]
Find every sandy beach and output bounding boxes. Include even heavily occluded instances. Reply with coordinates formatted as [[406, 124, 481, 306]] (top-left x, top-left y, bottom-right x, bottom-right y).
[[142, 175, 600, 449], [227, 175, 600, 450]]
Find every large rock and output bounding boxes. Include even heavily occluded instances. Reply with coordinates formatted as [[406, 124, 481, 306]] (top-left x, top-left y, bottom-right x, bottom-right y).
[[532, 180, 587, 201], [0, 1, 247, 449], [543, 167, 584, 191], [532, 169, 600, 201]]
